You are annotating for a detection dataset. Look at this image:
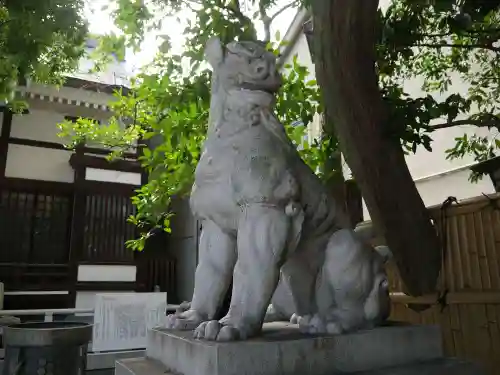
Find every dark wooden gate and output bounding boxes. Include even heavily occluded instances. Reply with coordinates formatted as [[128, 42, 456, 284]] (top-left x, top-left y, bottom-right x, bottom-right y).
[[0, 179, 73, 309], [0, 173, 178, 308], [81, 188, 136, 264], [136, 230, 177, 302]]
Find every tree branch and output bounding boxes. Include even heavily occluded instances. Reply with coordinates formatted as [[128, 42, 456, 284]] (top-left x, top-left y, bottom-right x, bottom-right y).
[[413, 42, 500, 53], [416, 28, 500, 39], [432, 116, 500, 130], [269, 0, 298, 23], [259, 2, 272, 43], [220, 0, 256, 38], [260, 0, 298, 42], [226, 0, 251, 26]]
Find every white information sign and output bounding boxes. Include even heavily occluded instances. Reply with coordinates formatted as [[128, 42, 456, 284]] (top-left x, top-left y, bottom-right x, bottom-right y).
[[91, 292, 167, 352]]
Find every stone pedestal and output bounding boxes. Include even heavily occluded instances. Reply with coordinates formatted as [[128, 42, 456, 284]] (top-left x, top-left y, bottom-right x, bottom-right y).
[[115, 322, 484, 375]]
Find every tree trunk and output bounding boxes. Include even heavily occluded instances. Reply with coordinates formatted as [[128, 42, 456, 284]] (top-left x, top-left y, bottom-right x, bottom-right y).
[[310, 0, 441, 295], [320, 127, 349, 227], [323, 151, 350, 227]]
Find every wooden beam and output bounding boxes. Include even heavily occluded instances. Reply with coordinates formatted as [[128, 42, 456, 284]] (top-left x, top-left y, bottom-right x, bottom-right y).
[[69, 153, 142, 173], [0, 177, 73, 193], [75, 180, 138, 195], [75, 281, 136, 291], [68, 146, 86, 307], [391, 291, 500, 305], [8, 137, 137, 159]]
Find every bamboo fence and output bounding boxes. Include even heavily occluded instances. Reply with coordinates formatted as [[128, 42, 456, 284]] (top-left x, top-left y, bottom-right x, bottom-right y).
[[373, 192, 500, 374]]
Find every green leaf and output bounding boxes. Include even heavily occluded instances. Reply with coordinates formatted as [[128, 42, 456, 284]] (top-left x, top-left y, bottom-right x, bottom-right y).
[[275, 29, 281, 42]]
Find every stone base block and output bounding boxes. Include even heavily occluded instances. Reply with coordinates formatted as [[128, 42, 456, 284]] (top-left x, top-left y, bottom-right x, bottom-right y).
[[115, 358, 166, 375], [146, 322, 446, 375], [115, 357, 485, 375], [357, 358, 485, 374]]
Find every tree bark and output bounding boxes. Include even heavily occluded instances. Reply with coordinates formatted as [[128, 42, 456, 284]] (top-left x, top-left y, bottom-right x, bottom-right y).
[[311, 0, 441, 295], [320, 115, 351, 228]]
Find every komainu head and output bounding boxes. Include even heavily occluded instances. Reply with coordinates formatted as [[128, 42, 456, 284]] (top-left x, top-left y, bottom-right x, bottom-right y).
[[204, 37, 282, 93]]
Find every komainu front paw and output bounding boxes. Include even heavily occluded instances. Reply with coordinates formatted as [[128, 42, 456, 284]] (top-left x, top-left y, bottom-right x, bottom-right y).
[[264, 304, 289, 322], [194, 320, 244, 341], [290, 313, 301, 324], [297, 314, 342, 335], [163, 309, 204, 331]]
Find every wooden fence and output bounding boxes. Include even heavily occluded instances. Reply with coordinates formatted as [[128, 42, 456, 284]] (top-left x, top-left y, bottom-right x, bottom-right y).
[[0, 176, 178, 309], [0, 182, 74, 293], [381, 192, 500, 375], [81, 191, 136, 263]]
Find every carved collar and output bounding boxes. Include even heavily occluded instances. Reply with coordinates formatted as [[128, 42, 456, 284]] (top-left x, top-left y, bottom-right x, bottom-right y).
[[225, 89, 276, 109]]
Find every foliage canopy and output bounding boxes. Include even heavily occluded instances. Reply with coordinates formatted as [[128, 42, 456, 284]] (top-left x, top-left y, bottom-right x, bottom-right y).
[[57, 0, 500, 248], [59, 0, 328, 250], [0, 0, 88, 104], [379, 0, 500, 179]]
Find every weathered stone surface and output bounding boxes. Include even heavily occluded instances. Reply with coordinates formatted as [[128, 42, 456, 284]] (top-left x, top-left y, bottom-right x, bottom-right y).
[[115, 357, 485, 375], [115, 357, 166, 375], [147, 322, 445, 375], [163, 37, 393, 342], [356, 358, 485, 375], [92, 292, 167, 352]]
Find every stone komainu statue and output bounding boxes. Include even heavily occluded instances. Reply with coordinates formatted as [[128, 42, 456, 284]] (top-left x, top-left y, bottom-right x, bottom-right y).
[[164, 37, 392, 341]]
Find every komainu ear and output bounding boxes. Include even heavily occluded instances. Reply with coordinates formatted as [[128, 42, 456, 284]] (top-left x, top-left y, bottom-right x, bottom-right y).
[[205, 37, 224, 68], [375, 245, 393, 264]]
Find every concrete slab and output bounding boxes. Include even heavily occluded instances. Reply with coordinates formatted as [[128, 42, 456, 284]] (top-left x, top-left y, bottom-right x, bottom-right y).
[[146, 321, 444, 375], [115, 356, 484, 375], [86, 350, 146, 370], [356, 358, 485, 375]]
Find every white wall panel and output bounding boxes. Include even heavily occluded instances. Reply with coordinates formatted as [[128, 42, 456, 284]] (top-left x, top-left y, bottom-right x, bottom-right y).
[[77, 265, 137, 282], [86, 167, 141, 185], [5, 144, 74, 182], [11, 109, 66, 144]]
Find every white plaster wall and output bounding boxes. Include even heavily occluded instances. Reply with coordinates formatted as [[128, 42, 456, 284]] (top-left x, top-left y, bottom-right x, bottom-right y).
[[281, 7, 496, 216], [77, 264, 137, 282], [19, 99, 136, 154], [380, 0, 392, 12], [71, 40, 130, 87], [73, 56, 130, 87], [282, 32, 315, 82], [25, 97, 112, 123], [416, 169, 495, 207], [282, 24, 493, 181], [281, 32, 323, 139], [399, 67, 496, 180], [406, 126, 494, 180], [5, 144, 74, 182], [86, 167, 141, 185], [75, 265, 138, 310], [11, 109, 66, 144], [20, 83, 116, 108], [362, 169, 496, 219], [6, 105, 137, 185], [9, 98, 114, 153]]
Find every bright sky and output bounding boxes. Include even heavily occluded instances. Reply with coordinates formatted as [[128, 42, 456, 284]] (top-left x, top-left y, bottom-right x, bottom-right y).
[[84, 0, 298, 74]]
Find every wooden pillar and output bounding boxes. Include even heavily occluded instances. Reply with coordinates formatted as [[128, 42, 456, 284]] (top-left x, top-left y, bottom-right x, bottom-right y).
[[68, 145, 86, 307], [345, 179, 364, 227]]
